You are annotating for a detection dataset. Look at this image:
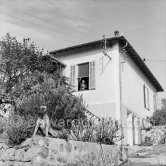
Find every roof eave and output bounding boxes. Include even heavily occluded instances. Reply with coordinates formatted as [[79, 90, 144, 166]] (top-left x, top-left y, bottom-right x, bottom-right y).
[[118, 36, 164, 92], [50, 36, 164, 92]]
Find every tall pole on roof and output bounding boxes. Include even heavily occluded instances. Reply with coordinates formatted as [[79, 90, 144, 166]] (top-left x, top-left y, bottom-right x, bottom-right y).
[[101, 35, 111, 60]]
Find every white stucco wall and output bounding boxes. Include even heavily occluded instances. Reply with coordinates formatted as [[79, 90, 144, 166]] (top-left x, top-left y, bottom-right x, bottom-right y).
[[54, 44, 120, 118], [120, 49, 157, 119], [52, 43, 160, 146], [119, 48, 158, 145]]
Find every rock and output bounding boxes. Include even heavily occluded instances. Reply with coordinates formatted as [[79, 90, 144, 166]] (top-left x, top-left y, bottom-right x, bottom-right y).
[[0, 136, 121, 166], [3, 160, 14, 166], [38, 137, 49, 147], [23, 162, 32, 166], [24, 146, 41, 161], [0, 161, 4, 166], [6, 148, 15, 161], [15, 148, 24, 161], [40, 146, 49, 158]]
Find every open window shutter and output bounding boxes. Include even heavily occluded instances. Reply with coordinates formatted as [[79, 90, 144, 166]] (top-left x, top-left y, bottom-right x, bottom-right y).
[[147, 88, 150, 109], [143, 84, 146, 108], [70, 65, 76, 89], [144, 85, 150, 110], [89, 61, 95, 89]]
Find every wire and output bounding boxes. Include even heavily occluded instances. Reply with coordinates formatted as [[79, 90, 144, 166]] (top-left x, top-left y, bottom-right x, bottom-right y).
[[0, 3, 82, 44]]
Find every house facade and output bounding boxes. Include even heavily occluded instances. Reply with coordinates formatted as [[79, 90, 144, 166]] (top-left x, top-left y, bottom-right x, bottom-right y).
[[50, 35, 163, 146]]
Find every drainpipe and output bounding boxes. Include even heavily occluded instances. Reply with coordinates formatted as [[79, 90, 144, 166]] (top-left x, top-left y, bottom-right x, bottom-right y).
[[120, 41, 128, 114], [119, 41, 128, 146]]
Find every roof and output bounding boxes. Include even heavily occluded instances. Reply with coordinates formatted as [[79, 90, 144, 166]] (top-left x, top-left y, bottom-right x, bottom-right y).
[[42, 54, 66, 67], [50, 36, 163, 92]]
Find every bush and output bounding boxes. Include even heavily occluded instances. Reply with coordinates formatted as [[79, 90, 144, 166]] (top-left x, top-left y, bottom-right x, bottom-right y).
[[144, 136, 153, 146], [0, 117, 6, 134], [16, 76, 86, 130], [5, 113, 36, 145], [150, 98, 166, 126], [71, 118, 124, 145], [1, 74, 86, 145]]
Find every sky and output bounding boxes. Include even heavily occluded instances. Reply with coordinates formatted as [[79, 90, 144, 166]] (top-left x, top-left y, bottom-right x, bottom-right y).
[[0, 0, 166, 98]]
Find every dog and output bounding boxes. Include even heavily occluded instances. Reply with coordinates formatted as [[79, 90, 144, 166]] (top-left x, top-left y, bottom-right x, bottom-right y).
[[33, 106, 60, 138]]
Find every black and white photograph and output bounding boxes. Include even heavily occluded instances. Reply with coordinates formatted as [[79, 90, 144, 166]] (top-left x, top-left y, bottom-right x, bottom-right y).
[[0, 0, 166, 165]]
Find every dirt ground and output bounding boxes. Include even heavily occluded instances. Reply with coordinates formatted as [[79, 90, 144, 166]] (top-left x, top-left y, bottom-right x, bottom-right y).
[[123, 145, 166, 166]]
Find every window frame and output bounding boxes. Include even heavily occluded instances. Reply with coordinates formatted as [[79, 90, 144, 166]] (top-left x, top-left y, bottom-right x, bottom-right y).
[[77, 61, 95, 91]]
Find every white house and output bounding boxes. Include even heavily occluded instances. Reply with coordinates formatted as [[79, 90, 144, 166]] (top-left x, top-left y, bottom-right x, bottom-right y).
[[50, 33, 163, 146]]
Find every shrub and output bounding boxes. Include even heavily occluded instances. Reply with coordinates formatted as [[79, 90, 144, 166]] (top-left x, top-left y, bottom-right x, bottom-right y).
[[0, 117, 6, 134], [5, 113, 36, 145], [71, 118, 124, 145], [16, 77, 86, 130], [2, 74, 86, 145], [144, 136, 153, 146]]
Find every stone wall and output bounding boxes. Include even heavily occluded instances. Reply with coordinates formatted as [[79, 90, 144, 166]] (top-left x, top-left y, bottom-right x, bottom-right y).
[[0, 136, 122, 166]]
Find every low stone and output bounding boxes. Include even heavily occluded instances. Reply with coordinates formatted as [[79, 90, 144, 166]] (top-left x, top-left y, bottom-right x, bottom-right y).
[[23, 162, 32, 166], [21, 138, 32, 148], [65, 142, 72, 153], [57, 156, 67, 163], [1, 148, 9, 160], [0, 161, 4, 166], [15, 148, 24, 161], [38, 138, 49, 147], [50, 149, 58, 155], [40, 146, 49, 158], [3, 160, 14, 166], [13, 161, 22, 166], [34, 156, 57, 166], [24, 146, 41, 161], [6, 148, 15, 161]]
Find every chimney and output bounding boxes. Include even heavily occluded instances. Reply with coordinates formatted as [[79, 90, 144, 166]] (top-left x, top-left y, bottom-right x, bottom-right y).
[[114, 30, 120, 37]]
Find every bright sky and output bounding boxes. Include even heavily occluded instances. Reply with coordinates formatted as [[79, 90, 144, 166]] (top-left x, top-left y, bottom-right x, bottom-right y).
[[0, 0, 166, 98]]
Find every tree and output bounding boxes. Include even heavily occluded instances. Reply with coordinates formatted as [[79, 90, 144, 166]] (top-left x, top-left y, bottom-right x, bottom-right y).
[[151, 98, 166, 126], [0, 34, 87, 145], [0, 33, 63, 94]]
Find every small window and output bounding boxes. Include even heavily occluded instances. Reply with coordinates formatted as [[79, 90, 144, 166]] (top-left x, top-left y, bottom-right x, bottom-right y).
[[78, 62, 95, 91], [144, 85, 150, 110]]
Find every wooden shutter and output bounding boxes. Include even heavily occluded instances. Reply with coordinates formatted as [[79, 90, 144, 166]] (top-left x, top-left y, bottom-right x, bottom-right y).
[[70, 65, 76, 89], [153, 94, 157, 111], [144, 85, 149, 110], [89, 61, 95, 89]]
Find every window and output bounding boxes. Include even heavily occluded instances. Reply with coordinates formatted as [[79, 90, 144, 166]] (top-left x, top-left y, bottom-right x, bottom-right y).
[[144, 85, 150, 110], [70, 62, 95, 91], [78, 63, 89, 90]]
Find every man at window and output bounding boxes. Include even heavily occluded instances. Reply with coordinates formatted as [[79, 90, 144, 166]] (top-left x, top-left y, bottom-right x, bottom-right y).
[[80, 79, 87, 90]]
